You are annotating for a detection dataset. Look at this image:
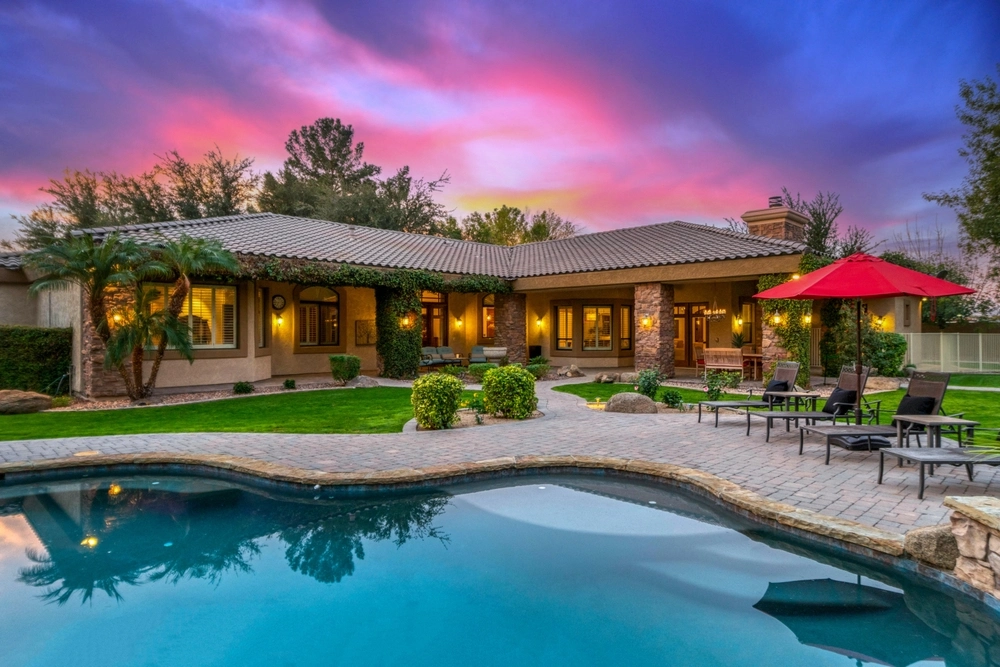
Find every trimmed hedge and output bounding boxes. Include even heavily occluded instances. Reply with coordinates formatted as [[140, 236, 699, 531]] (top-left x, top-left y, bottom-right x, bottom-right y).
[[411, 372, 464, 429], [466, 363, 498, 381], [329, 354, 361, 382], [482, 365, 537, 419], [0, 326, 72, 395]]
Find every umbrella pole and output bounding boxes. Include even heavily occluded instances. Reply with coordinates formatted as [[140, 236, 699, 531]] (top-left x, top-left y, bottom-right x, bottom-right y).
[[855, 298, 862, 425]]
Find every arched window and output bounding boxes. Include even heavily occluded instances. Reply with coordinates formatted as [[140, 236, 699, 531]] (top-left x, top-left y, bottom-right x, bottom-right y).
[[299, 287, 339, 346]]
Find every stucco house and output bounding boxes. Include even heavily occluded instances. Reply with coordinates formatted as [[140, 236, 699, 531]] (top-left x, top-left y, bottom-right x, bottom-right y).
[[0, 199, 921, 396]]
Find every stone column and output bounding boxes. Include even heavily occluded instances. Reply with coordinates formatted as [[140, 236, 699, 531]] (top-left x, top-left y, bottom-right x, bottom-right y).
[[633, 283, 675, 377], [494, 293, 527, 364], [79, 300, 127, 397], [760, 321, 790, 380]]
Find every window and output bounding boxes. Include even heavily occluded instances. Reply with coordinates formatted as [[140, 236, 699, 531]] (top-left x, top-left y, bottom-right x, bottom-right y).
[[739, 299, 755, 345], [298, 287, 339, 346], [904, 301, 911, 327], [481, 294, 495, 339], [145, 283, 237, 349], [583, 306, 612, 350], [256, 288, 268, 348], [620, 305, 632, 350], [556, 306, 573, 350]]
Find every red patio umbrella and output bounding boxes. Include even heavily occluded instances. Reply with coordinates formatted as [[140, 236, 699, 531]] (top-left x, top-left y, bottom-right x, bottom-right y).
[[755, 253, 975, 424]]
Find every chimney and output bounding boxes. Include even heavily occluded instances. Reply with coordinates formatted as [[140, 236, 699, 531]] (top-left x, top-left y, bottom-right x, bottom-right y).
[[741, 196, 807, 243]]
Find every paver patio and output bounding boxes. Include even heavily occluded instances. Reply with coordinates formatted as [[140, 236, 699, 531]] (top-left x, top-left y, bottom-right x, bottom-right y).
[[1, 377, 997, 535]]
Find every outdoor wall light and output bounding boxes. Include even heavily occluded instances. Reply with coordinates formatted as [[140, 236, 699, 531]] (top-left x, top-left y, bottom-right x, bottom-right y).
[[803, 314, 812, 325], [455, 316, 463, 328], [535, 317, 543, 328], [275, 315, 284, 327], [640, 315, 653, 328], [736, 316, 744, 327], [792, 273, 801, 280], [772, 314, 782, 325], [401, 316, 411, 327]]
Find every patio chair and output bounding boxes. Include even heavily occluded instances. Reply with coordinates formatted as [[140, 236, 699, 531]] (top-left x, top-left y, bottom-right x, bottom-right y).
[[436, 346, 462, 366], [828, 372, 952, 451], [419, 346, 442, 368], [697, 361, 800, 428], [469, 346, 488, 364], [748, 365, 873, 442]]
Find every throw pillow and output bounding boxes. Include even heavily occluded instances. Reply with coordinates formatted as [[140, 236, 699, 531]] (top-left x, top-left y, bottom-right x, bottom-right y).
[[896, 395, 936, 416], [822, 387, 857, 415], [762, 379, 789, 405]]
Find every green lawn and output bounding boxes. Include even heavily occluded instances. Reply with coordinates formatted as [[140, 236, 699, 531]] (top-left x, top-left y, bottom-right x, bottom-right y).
[[0, 387, 423, 442], [949, 374, 1000, 388]]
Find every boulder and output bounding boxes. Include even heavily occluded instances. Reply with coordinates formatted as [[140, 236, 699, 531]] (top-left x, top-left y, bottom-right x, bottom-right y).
[[0, 390, 52, 415], [347, 375, 379, 388], [604, 392, 658, 414], [557, 364, 584, 378], [618, 372, 639, 384], [952, 515, 990, 560], [595, 372, 620, 384], [904, 524, 959, 570]]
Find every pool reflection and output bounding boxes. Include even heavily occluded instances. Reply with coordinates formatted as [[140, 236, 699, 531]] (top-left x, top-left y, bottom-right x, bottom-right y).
[[5, 478, 450, 604]]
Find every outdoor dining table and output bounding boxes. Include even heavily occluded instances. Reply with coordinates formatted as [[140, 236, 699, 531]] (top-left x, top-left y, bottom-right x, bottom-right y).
[[743, 353, 763, 381], [891, 415, 979, 449]]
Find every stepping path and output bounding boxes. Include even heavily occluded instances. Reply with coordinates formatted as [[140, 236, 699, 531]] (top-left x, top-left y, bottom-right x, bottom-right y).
[[1, 377, 997, 535]]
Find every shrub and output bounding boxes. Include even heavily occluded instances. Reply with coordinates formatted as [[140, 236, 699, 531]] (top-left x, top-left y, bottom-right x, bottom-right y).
[[482, 365, 537, 419], [283, 378, 296, 390], [525, 363, 551, 380], [868, 332, 908, 377], [661, 389, 683, 409], [528, 355, 549, 365], [329, 354, 361, 382], [411, 372, 464, 429], [51, 395, 73, 408], [0, 326, 73, 395], [439, 365, 465, 378], [466, 363, 498, 382], [461, 391, 487, 424], [704, 370, 741, 401], [233, 381, 255, 394], [637, 369, 662, 400]]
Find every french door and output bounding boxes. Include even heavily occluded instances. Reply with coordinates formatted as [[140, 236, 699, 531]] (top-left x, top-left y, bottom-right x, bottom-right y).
[[673, 302, 707, 367]]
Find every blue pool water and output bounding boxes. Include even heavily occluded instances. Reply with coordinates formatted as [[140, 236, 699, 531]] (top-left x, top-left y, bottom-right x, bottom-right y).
[[0, 473, 995, 666]]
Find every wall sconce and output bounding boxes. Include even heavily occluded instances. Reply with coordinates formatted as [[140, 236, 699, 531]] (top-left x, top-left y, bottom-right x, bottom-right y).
[[803, 314, 812, 325], [640, 314, 653, 329], [401, 315, 411, 328], [736, 316, 744, 327], [535, 317, 543, 329], [792, 273, 801, 280], [455, 316, 463, 328], [275, 315, 284, 327], [772, 314, 782, 325]]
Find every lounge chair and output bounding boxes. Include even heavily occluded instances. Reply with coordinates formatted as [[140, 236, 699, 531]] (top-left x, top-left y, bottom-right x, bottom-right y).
[[469, 346, 488, 364], [698, 361, 800, 428], [826, 372, 952, 452], [749, 365, 872, 442]]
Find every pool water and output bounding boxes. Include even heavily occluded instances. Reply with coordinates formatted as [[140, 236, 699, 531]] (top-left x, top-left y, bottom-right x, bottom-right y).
[[0, 474, 996, 666]]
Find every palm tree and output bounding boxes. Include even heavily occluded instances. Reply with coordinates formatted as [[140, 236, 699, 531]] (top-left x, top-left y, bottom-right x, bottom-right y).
[[143, 235, 239, 391]]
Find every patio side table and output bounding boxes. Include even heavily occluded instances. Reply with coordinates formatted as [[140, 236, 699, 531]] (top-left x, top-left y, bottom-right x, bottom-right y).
[[891, 415, 979, 449]]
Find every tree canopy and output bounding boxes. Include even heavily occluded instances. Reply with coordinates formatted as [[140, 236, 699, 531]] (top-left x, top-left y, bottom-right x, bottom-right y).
[[925, 64, 1000, 272]]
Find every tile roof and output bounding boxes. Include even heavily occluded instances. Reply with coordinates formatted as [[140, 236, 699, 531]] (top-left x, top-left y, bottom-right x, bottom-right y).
[[83, 213, 804, 280], [0, 252, 23, 270]]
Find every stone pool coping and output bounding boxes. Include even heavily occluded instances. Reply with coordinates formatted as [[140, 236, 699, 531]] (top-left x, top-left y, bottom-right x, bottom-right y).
[[0, 451, 905, 555]]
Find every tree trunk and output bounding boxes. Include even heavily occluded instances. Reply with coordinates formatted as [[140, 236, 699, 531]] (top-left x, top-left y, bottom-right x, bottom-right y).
[[143, 275, 190, 397]]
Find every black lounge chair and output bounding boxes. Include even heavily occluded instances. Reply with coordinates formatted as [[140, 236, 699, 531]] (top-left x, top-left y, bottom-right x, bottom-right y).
[[697, 361, 800, 427], [749, 365, 873, 442]]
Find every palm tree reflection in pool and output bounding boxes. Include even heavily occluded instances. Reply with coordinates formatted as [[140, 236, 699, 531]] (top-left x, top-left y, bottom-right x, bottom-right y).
[[11, 479, 450, 604]]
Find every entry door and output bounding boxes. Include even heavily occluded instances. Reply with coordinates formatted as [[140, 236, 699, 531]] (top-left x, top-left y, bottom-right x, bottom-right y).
[[673, 302, 708, 367], [422, 304, 448, 347]]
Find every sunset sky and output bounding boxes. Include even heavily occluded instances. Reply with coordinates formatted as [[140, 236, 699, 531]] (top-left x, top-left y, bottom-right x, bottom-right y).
[[2, 0, 999, 244]]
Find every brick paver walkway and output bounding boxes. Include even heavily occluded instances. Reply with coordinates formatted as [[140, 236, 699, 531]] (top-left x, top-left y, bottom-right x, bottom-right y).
[[2, 378, 997, 534]]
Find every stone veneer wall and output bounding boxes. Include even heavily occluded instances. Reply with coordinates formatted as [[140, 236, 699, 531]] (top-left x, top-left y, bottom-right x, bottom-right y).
[[79, 300, 127, 397], [494, 293, 527, 364], [947, 497, 1000, 600], [760, 321, 790, 380], [633, 282, 675, 377], [745, 220, 805, 244]]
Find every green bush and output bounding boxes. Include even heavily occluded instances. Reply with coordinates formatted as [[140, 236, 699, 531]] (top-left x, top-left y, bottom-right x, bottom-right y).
[[704, 370, 741, 401], [283, 378, 296, 390], [466, 363, 498, 381], [51, 395, 73, 408], [482, 365, 537, 419], [0, 326, 72, 395], [661, 389, 683, 408], [329, 354, 361, 382], [233, 381, 255, 394], [637, 369, 662, 400], [411, 372, 464, 429], [525, 363, 551, 380], [868, 332, 908, 376], [528, 355, 549, 365], [439, 365, 465, 378]]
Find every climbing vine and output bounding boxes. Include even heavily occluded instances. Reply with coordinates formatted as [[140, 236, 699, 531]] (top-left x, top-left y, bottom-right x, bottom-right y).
[[233, 255, 512, 294], [757, 255, 820, 388], [374, 287, 423, 379]]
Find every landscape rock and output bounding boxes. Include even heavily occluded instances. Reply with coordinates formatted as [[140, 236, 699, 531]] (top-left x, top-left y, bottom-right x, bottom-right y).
[[0, 390, 52, 414], [952, 515, 989, 560], [618, 372, 639, 384], [346, 375, 379, 388], [604, 392, 658, 414], [557, 364, 584, 378], [904, 524, 959, 569], [954, 556, 997, 591], [595, 372, 620, 384]]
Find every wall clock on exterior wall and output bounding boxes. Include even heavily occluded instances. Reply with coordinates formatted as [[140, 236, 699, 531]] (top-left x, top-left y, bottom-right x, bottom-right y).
[[271, 294, 286, 311]]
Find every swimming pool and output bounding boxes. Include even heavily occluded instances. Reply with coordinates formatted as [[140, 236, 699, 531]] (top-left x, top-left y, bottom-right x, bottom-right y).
[[0, 473, 995, 666]]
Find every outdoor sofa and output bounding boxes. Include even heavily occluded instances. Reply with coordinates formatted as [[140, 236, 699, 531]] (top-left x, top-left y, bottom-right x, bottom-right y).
[[419, 346, 463, 368], [697, 361, 800, 429]]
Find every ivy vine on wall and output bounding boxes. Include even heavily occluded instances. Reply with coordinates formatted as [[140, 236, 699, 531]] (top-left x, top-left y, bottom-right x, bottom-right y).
[[757, 256, 818, 388], [374, 286, 423, 379]]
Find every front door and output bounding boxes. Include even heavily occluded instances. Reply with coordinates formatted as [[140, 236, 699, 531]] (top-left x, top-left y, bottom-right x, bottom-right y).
[[673, 302, 708, 367]]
